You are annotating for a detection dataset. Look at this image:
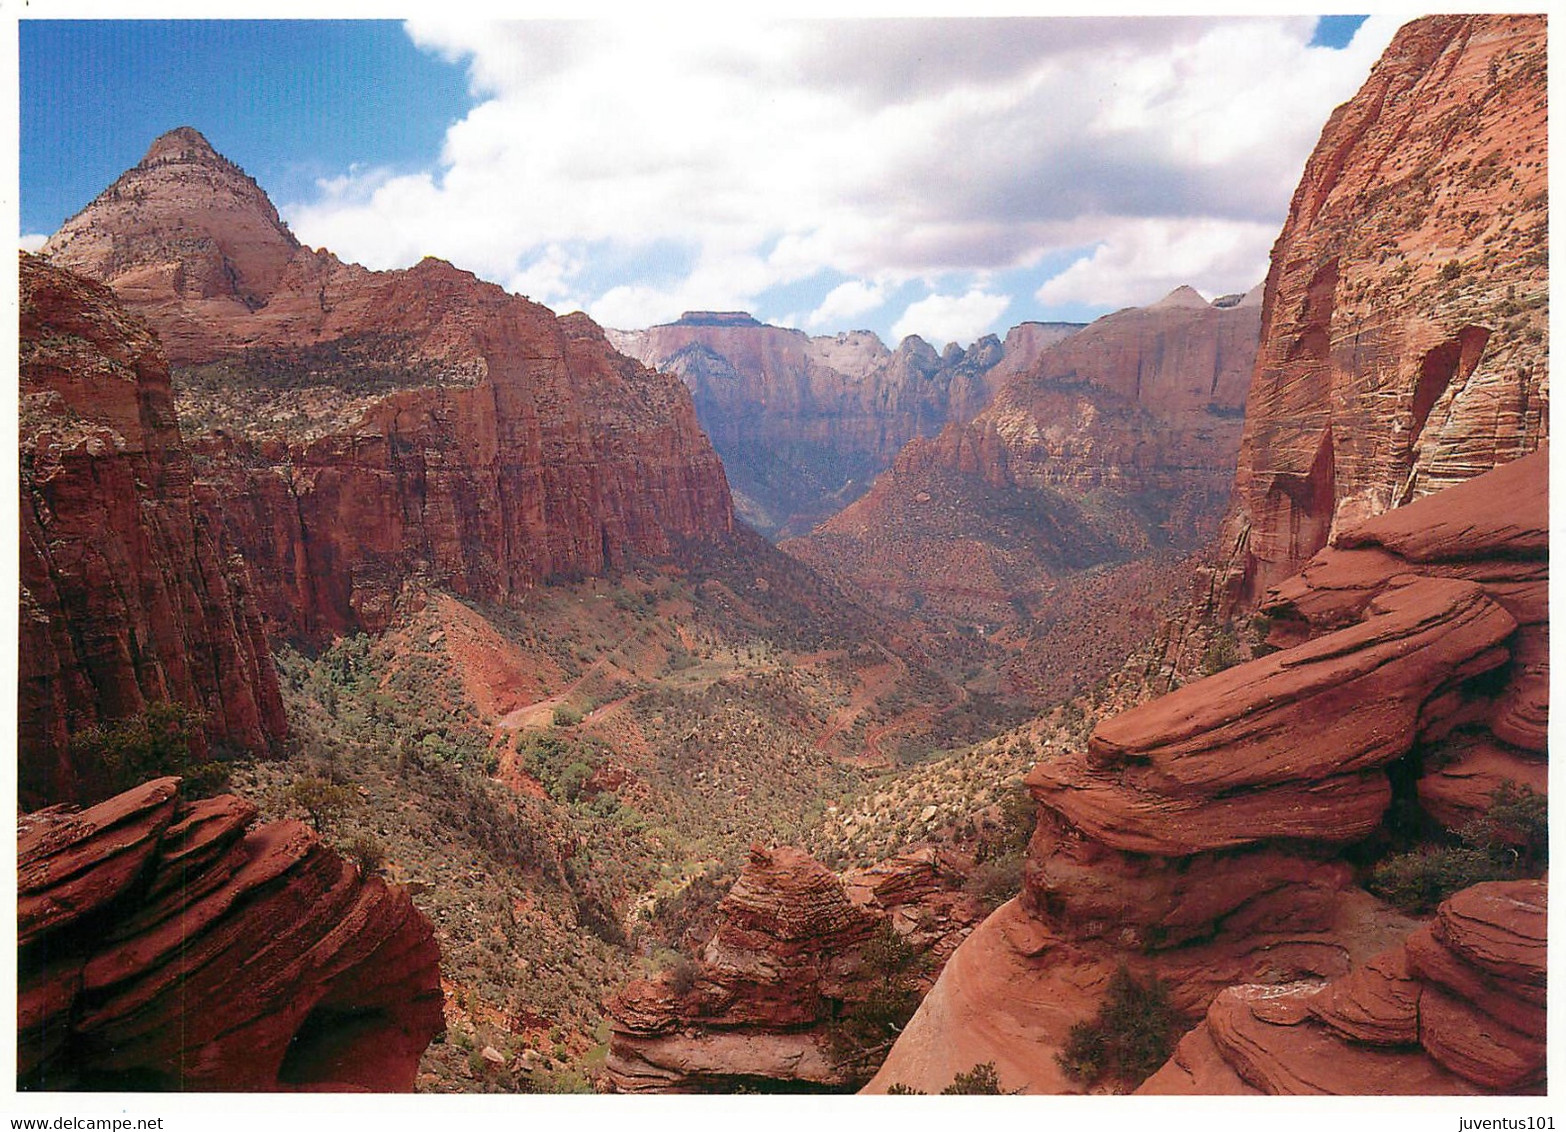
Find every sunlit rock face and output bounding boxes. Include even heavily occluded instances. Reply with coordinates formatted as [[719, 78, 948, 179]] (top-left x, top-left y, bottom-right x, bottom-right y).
[[1220, 14, 1547, 608]]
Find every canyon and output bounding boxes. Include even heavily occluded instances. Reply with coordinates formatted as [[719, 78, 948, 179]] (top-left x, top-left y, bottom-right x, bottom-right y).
[[609, 314, 1080, 538], [787, 284, 1260, 702], [15, 11, 1548, 1100]]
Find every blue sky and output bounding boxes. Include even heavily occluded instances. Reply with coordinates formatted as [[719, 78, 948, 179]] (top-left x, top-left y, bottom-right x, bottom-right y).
[[21, 16, 1392, 346]]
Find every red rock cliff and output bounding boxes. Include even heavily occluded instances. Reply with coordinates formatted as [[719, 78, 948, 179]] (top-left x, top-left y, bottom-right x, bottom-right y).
[[784, 287, 1258, 699], [609, 315, 1070, 537], [42, 129, 735, 641], [19, 252, 287, 808], [17, 778, 444, 1090], [1223, 14, 1547, 606]]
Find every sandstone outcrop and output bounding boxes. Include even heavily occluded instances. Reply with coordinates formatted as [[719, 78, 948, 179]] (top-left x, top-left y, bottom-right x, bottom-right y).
[[869, 445, 1546, 1094], [41, 129, 735, 642], [19, 252, 286, 807], [18, 778, 444, 1090], [1139, 879, 1545, 1094], [1221, 14, 1548, 606], [609, 314, 1078, 537], [603, 845, 981, 1092]]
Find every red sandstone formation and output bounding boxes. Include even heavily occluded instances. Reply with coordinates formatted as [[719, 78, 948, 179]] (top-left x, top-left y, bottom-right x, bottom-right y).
[[603, 845, 981, 1092], [784, 287, 1258, 699], [41, 128, 735, 641], [17, 778, 444, 1090], [19, 252, 286, 807], [609, 314, 1078, 537], [1222, 15, 1547, 606], [869, 445, 1546, 1094], [1140, 879, 1545, 1094]]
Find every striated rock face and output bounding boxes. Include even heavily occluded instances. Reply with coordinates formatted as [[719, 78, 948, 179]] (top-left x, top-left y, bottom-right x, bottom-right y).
[[1222, 14, 1548, 606], [785, 287, 1258, 699], [608, 315, 1079, 537], [19, 252, 287, 808], [871, 447, 1546, 1094], [17, 778, 444, 1090], [1140, 879, 1545, 1095], [603, 845, 981, 1092], [41, 129, 735, 641]]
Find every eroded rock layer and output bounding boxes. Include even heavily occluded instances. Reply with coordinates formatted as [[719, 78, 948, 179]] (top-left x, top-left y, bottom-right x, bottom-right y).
[[41, 129, 735, 642], [1139, 880, 1545, 1095], [17, 778, 444, 1091], [1223, 14, 1547, 605], [603, 845, 981, 1092], [870, 446, 1546, 1094], [609, 315, 1079, 537], [19, 252, 286, 807]]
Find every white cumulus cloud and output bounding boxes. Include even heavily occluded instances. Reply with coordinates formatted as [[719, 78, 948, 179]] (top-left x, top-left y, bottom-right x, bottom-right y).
[[891, 290, 1011, 347], [807, 279, 889, 329], [279, 14, 1405, 334]]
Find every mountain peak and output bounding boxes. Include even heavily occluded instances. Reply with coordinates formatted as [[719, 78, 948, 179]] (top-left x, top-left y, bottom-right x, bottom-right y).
[[141, 126, 221, 166], [44, 127, 299, 310], [1149, 285, 1211, 311]]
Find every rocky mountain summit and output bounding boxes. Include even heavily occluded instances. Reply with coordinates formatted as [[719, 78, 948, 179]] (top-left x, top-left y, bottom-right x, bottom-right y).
[[609, 314, 1080, 537], [18, 777, 443, 1090], [41, 129, 736, 643]]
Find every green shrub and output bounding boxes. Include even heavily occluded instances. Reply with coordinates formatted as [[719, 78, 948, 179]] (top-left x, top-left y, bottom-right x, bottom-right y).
[[965, 853, 1024, 911], [552, 706, 583, 728], [1370, 781, 1548, 913], [885, 1061, 1011, 1095], [665, 955, 702, 997], [1200, 629, 1242, 675], [1056, 965, 1184, 1090], [1368, 846, 1501, 914], [941, 1061, 1006, 1094], [69, 702, 227, 803], [343, 833, 387, 876], [285, 775, 359, 833]]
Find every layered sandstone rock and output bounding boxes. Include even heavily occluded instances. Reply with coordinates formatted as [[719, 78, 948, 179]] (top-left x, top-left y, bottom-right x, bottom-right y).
[[1222, 14, 1548, 606], [871, 447, 1546, 1094], [17, 778, 444, 1090], [609, 314, 1078, 537], [19, 252, 286, 807], [41, 129, 735, 641], [1140, 880, 1545, 1095], [603, 845, 981, 1092]]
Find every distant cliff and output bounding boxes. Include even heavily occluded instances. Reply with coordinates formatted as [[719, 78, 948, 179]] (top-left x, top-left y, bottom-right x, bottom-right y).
[[785, 287, 1259, 700], [609, 316, 1081, 537]]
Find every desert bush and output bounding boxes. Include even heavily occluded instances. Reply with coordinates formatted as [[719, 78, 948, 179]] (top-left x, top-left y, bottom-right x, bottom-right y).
[[285, 775, 359, 833], [343, 833, 387, 876], [1370, 781, 1547, 913], [69, 702, 227, 803], [885, 1061, 1010, 1095], [665, 955, 702, 996], [965, 853, 1025, 911], [1056, 965, 1183, 1090], [1200, 629, 1242, 675]]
